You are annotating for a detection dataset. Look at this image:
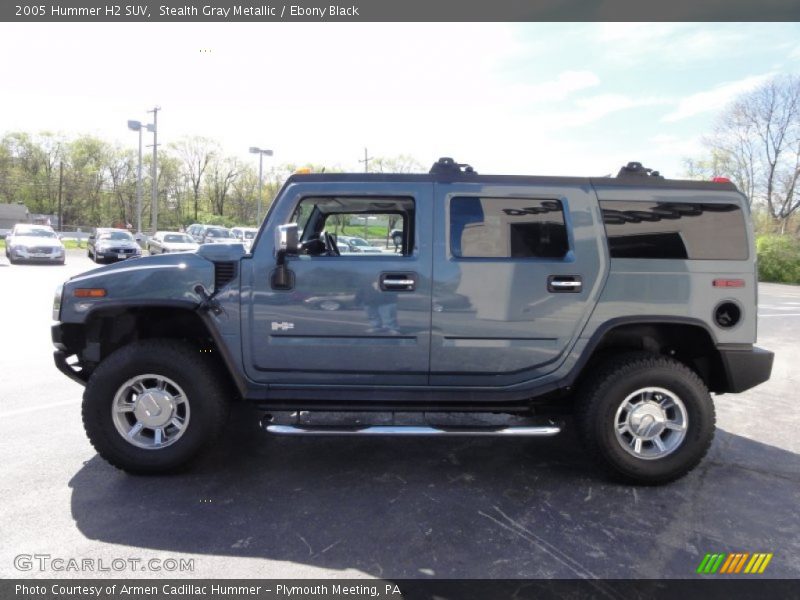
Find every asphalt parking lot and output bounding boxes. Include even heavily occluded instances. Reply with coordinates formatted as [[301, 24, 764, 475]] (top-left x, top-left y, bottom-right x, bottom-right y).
[[0, 249, 798, 580]]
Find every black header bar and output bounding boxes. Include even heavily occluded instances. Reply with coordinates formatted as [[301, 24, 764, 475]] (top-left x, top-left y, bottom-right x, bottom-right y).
[[4, 0, 800, 22]]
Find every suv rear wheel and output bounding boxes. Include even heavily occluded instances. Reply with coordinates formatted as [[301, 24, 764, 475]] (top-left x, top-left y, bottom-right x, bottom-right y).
[[575, 353, 715, 485], [82, 339, 230, 474]]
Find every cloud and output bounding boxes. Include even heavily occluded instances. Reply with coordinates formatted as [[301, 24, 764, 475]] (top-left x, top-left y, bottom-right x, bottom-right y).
[[512, 70, 601, 103], [662, 73, 774, 122], [594, 23, 749, 67]]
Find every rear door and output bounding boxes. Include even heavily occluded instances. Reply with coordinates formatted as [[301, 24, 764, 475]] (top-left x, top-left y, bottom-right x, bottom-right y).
[[243, 180, 434, 386], [430, 181, 606, 386]]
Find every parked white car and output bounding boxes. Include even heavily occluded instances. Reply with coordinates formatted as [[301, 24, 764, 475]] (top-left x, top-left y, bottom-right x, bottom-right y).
[[147, 232, 200, 254], [5, 224, 65, 264], [231, 227, 259, 252]]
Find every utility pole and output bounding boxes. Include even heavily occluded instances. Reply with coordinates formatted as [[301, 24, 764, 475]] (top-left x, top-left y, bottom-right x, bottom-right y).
[[136, 125, 143, 233], [57, 161, 63, 232], [359, 147, 372, 173], [147, 106, 160, 232]]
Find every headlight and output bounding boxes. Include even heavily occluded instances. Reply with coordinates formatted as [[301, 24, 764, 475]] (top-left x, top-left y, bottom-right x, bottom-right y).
[[52, 284, 63, 321]]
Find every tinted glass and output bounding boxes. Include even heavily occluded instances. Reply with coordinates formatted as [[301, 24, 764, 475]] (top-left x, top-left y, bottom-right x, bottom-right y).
[[600, 201, 748, 260], [17, 228, 56, 238], [99, 231, 134, 241], [165, 234, 192, 243], [206, 228, 232, 238], [450, 197, 568, 259]]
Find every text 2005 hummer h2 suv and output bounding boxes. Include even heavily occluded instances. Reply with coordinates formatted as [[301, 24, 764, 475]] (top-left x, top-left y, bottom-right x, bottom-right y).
[[51, 159, 774, 484]]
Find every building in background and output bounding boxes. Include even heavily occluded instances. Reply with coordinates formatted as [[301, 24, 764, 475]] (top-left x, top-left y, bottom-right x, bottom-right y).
[[0, 203, 30, 238]]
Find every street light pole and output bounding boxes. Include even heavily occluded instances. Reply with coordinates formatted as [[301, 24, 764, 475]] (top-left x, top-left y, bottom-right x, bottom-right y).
[[147, 106, 160, 232], [127, 120, 144, 234], [249, 146, 273, 224]]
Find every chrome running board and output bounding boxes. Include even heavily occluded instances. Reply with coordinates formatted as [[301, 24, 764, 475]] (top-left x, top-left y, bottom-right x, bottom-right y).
[[264, 424, 561, 437]]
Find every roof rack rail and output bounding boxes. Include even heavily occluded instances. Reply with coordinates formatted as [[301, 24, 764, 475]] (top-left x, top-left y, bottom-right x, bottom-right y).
[[616, 161, 663, 179], [429, 157, 477, 175]]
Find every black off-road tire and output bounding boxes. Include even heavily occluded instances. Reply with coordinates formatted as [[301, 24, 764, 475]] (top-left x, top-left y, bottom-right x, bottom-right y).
[[575, 352, 715, 485], [82, 339, 230, 474]]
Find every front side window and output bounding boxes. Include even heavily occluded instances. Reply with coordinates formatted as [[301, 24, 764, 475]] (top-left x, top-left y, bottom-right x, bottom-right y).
[[450, 197, 568, 259], [290, 196, 414, 257]]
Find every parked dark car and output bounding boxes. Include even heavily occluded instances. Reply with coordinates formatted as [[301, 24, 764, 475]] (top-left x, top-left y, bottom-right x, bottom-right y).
[[87, 228, 141, 263]]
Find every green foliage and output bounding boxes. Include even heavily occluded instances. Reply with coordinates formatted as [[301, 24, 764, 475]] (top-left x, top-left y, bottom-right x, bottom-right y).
[[1, 130, 423, 232], [756, 235, 800, 284]]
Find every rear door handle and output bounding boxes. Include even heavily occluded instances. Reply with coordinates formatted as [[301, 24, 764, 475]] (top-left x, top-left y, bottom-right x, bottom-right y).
[[548, 275, 582, 293], [380, 272, 416, 291]]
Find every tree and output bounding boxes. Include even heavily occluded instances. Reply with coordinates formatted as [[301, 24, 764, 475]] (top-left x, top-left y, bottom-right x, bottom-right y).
[[699, 75, 800, 232], [369, 154, 425, 174], [172, 136, 216, 222], [205, 155, 239, 216]]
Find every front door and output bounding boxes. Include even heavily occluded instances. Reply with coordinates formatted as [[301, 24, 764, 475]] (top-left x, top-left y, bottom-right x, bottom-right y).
[[243, 181, 434, 386]]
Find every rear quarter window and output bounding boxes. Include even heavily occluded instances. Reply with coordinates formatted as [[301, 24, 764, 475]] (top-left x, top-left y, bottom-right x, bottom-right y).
[[600, 200, 748, 260]]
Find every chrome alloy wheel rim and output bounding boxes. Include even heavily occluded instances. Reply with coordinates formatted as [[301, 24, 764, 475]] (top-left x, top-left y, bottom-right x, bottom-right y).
[[111, 374, 190, 450], [614, 387, 688, 460]]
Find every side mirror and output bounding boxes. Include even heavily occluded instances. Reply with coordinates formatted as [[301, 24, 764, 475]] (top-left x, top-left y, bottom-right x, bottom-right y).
[[275, 224, 298, 257], [272, 224, 298, 290]]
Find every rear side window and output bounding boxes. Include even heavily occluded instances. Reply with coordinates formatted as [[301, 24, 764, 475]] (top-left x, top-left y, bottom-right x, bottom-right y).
[[600, 201, 748, 260], [450, 197, 568, 259]]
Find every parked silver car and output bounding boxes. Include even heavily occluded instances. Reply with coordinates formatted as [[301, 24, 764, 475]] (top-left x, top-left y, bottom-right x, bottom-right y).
[[5, 224, 65, 264], [337, 235, 383, 254], [231, 227, 258, 252], [147, 232, 199, 255]]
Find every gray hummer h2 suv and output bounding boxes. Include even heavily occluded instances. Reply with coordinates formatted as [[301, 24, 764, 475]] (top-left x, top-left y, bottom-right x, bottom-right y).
[[51, 158, 774, 484]]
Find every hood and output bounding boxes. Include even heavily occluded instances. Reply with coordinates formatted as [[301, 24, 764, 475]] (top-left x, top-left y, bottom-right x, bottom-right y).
[[196, 242, 245, 261], [60, 252, 219, 324], [96, 238, 139, 248], [163, 242, 199, 251]]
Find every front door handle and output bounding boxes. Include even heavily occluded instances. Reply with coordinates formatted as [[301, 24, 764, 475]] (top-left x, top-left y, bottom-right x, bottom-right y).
[[380, 272, 416, 292], [548, 275, 582, 293]]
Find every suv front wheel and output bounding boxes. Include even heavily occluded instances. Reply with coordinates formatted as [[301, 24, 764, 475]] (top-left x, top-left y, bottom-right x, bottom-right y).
[[576, 353, 715, 485], [82, 339, 230, 474]]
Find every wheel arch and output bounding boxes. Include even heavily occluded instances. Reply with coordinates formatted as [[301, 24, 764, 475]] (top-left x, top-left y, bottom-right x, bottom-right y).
[[574, 317, 729, 393], [58, 302, 245, 398]]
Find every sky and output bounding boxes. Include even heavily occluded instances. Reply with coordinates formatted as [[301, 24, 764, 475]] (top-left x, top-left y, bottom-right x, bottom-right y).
[[1, 22, 799, 178]]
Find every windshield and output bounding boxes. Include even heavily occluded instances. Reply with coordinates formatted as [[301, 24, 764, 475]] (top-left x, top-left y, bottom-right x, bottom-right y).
[[99, 231, 134, 241], [165, 234, 193, 243], [17, 229, 56, 238], [206, 228, 232, 238], [349, 238, 370, 247]]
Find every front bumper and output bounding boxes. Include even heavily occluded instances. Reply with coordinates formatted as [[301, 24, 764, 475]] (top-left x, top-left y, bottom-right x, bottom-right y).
[[718, 346, 774, 393], [95, 250, 140, 261], [52, 324, 88, 385], [9, 247, 65, 262]]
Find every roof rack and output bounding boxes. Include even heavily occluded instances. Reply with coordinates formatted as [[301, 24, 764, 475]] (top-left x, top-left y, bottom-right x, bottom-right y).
[[616, 161, 663, 179], [429, 157, 477, 175]]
